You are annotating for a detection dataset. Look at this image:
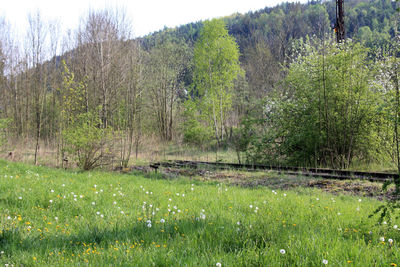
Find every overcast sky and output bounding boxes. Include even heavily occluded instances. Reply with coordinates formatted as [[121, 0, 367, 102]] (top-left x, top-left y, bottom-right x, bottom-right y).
[[1, 0, 308, 38]]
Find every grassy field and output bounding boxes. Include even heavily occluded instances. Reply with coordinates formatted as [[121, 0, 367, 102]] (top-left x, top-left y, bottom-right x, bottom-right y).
[[0, 160, 399, 266]]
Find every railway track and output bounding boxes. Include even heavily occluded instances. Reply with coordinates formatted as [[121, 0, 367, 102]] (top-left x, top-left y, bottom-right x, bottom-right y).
[[151, 160, 398, 183]]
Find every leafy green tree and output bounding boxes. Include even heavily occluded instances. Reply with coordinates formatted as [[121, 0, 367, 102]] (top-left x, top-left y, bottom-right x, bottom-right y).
[[249, 38, 379, 168], [284, 39, 378, 168], [59, 62, 113, 170], [192, 19, 243, 146], [373, 39, 400, 177], [63, 112, 113, 170]]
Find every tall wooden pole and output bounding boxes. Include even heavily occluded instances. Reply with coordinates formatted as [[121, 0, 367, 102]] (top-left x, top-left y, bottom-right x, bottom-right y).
[[335, 0, 345, 43]]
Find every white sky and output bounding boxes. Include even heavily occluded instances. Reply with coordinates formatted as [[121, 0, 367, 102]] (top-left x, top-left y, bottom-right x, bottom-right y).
[[1, 0, 308, 38]]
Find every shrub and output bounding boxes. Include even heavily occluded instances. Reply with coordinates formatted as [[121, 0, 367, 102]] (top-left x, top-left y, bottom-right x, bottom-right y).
[[62, 112, 114, 170]]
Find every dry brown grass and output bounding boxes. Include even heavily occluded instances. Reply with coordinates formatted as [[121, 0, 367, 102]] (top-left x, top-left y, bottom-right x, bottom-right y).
[[0, 136, 237, 169]]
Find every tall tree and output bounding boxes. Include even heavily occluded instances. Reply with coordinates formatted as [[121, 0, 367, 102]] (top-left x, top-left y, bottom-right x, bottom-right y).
[[192, 19, 242, 145], [75, 8, 131, 128], [26, 11, 48, 165], [144, 37, 191, 141]]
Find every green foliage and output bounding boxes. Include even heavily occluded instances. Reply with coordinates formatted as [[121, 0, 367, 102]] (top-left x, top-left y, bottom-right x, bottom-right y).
[[182, 99, 213, 147], [62, 111, 113, 170], [369, 38, 400, 224], [59, 61, 88, 126], [247, 38, 380, 168], [229, 118, 254, 164], [192, 19, 243, 144], [59, 62, 114, 170]]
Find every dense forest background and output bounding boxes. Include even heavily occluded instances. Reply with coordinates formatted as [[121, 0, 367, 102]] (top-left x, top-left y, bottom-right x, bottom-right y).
[[0, 0, 399, 170]]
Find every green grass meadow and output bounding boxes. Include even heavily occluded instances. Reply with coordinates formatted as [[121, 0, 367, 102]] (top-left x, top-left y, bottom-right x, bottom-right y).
[[0, 159, 399, 266]]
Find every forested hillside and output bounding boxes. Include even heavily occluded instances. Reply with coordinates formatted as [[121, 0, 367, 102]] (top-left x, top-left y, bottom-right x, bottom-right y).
[[0, 0, 399, 170]]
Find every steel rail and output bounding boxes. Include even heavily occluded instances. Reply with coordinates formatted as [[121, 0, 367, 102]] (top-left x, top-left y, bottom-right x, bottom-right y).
[[151, 160, 397, 182]]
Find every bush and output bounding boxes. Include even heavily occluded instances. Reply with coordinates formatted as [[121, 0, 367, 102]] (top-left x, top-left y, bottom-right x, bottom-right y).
[[182, 99, 213, 147], [62, 112, 114, 170]]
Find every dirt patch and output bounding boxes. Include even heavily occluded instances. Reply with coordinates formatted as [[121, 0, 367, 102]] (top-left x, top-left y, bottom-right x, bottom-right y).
[[130, 166, 398, 200]]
